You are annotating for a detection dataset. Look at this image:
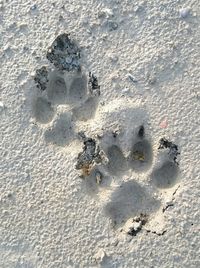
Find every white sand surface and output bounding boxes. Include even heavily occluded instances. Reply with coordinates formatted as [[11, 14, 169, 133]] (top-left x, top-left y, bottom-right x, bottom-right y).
[[0, 0, 200, 267]]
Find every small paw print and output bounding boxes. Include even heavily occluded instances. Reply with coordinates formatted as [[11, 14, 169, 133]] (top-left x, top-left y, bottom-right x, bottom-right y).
[[31, 34, 100, 146], [76, 100, 180, 236]]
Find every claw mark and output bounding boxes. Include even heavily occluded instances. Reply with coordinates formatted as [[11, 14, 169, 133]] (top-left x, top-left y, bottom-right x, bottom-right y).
[[138, 125, 145, 139]]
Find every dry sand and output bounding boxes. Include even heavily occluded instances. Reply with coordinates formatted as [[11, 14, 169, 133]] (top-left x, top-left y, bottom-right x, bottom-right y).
[[0, 0, 200, 267]]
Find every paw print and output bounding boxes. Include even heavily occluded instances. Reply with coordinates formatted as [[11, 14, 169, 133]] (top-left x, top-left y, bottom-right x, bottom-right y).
[[76, 99, 180, 236], [31, 34, 181, 238], [31, 34, 100, 146]]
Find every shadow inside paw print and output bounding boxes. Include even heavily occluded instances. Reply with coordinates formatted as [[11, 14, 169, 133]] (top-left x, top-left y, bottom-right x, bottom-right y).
[[68, 72, 87, 103], [82, 167, 111, 196], [72, 96, 98, 122], [32, 69, 89, 126], [32, 97, 54, 124], [47, 70, 68, 105], [106, 144, 127, 176], [105, 180, 160, 225], [46, 69, 88, 106], [151, 160, 179, 189], [44, 112, 74, 146], [71, 72, 100, 121], [129, 139, 153, 172]]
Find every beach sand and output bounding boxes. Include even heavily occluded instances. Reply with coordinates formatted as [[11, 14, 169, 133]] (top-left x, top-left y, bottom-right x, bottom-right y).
[[0, 0, 199, 267]]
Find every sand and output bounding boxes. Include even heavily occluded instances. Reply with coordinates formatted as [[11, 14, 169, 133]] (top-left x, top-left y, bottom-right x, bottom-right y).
[[0, 0, 199, 267]]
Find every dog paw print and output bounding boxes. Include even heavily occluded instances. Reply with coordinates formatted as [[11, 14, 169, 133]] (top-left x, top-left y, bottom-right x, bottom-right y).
[[31, 33, 100, 146], [76, 102, 180, 236]]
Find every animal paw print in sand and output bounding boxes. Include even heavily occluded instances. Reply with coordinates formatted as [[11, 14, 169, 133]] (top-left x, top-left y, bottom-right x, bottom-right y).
[[76, 117, 180, 236], [31, 34, 181, 237], [32, 33, 100, 146]]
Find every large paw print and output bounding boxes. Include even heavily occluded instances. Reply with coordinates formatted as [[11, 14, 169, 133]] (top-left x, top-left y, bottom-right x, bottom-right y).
[[76, 101, 180, 236], [31, 34, 100, 146]]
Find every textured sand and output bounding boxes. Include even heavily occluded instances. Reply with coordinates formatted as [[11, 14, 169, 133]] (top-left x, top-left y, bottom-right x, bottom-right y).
[[0, 0, 200, 267]]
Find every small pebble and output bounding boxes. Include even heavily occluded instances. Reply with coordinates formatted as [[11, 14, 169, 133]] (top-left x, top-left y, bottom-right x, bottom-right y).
[[132, 221, 142, 231], [108, 20, 118, 31], [98, 8, 113, 19], [147, 75, 156, 85], [65, 57, 72, 64], [110, 55, 118, 63], [0, 101, 5, 112], [159, 118, 168, 129], [95, 171, 102, 184], [30, 4, 37, 11], [179, 8, 190, 18], [122, 88, 130, 94], [94, 249, 107, 263], [127, 73, 137, 83]]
